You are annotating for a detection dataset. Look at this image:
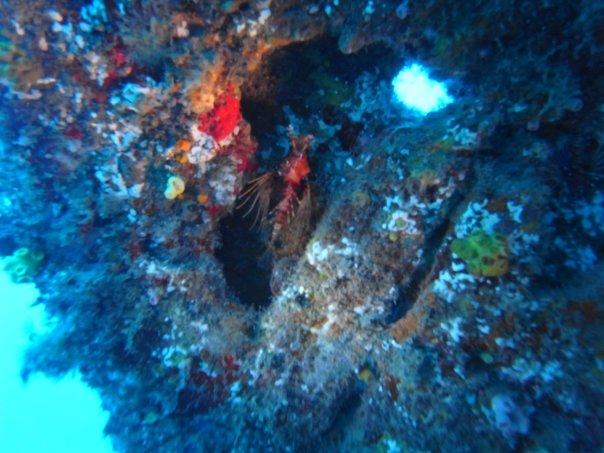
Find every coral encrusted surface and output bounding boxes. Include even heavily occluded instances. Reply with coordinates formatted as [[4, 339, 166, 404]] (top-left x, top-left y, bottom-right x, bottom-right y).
[[0, 0, 603, 451]]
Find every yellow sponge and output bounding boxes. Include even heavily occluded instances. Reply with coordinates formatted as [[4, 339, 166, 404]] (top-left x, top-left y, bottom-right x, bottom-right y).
[[164, 176, 185, 200], [1, 247, 44, 283]]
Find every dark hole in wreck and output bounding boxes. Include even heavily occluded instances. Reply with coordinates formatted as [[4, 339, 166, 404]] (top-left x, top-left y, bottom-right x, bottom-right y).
[[240, 34, 398, 156], [217, 35, 399, 310], [216, 208, 273, 309]]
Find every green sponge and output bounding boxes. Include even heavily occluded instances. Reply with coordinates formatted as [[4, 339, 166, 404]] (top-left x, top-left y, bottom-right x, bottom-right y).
[[1, 247, 44, 283], [451, 230, 509, 277]]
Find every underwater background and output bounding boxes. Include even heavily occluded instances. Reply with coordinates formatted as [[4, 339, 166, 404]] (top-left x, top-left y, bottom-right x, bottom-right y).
[[1, 126, 111, 451], [0, 0, 603, 451]]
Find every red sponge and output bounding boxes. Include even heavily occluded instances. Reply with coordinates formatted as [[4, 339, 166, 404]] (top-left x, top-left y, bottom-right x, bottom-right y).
[[198, 84, 242, 142]]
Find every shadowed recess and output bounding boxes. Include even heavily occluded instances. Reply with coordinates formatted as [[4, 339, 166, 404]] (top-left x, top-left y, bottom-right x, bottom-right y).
[[240, 34, 397, 151], [215, 208, 272, 309]]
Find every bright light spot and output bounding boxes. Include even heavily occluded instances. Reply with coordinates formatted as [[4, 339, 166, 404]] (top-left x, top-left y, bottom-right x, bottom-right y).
[[392, 63, 453, 115]]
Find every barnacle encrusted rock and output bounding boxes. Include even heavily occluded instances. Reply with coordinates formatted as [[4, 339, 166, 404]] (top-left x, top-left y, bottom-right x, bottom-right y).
[[0, 0, 602, 451]]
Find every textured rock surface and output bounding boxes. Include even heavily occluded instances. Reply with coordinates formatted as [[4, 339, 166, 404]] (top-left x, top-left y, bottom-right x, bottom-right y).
[[0, 0, 602, 451]]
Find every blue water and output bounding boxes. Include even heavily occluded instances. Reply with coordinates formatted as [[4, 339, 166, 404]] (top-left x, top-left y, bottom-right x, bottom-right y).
[[0, 261, 113, 452]]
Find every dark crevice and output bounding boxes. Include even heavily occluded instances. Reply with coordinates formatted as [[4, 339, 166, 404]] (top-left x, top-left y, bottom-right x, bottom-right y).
[[215, 208, 272, 309], [230, 36, 399, 309], [240, 34, 398, 155], [386, 175, 474, 325], [321, 380, 364, 443]]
